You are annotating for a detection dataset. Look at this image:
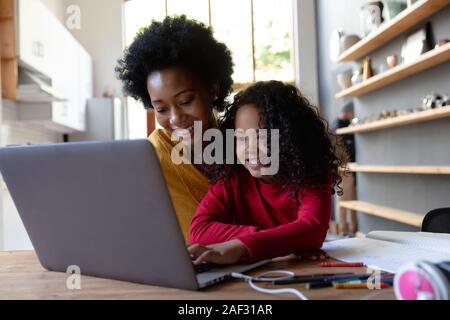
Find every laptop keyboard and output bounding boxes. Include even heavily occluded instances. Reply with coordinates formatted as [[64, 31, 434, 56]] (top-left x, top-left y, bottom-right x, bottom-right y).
[[193, 263, 221, 274]]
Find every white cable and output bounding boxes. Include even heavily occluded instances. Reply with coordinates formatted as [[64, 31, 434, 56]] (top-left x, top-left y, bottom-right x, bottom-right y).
[[231, 270, 294, 282], [248, 279, 308, 300], [231, 271, 308, 300]]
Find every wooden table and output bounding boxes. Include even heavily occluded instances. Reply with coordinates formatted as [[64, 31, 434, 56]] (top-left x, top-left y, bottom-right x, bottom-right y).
[[0, 251, 395, 300]]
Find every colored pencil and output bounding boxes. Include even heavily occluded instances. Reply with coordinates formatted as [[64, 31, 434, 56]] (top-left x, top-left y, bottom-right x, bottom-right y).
[[319, 262, 365, 267], [334, 283, 391, 289]]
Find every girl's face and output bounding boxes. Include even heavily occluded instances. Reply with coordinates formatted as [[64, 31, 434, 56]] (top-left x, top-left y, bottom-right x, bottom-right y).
[[235, 103, 270, 180], [147, 66, 217, 146]]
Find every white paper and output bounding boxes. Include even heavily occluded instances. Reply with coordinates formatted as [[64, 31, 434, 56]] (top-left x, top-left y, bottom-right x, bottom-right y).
[[366, 231, 450, 254], [322, 238, 450, 273]]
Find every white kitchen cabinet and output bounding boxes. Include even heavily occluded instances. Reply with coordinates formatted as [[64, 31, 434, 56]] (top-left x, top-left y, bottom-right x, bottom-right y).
[[78, 48, 93, 131], [16, 0, 54, 77], [51, 21, 85, 132], [71, 43, 93, 132], [14, 0, 93, 133], [49, 38, 92, 132]]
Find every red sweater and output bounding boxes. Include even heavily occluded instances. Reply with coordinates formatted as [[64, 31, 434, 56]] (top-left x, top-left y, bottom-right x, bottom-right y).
[[189, 168, 332, 261]]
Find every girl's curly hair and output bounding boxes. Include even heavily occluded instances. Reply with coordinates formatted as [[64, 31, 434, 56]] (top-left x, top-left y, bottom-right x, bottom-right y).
[[116, 15, 234, 111], [208, 81, 348, 196]]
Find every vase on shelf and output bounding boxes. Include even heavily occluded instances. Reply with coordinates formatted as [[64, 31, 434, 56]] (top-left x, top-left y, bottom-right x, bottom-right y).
[[360, 1, 385, 36], [363, 57, 373, 80], [387, 54, 398, 68], [351, 67, 363, 85]]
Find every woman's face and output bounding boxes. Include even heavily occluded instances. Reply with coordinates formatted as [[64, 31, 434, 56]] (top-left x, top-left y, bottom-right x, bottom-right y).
[[147, 66, 217, 146], [235, 103, 270, 179]]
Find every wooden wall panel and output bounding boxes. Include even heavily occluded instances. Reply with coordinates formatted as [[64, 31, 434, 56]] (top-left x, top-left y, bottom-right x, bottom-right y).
[[0, 20, 16, 59], [0, 0, 17, 100], [147, 111, 155, 136], [0, 0, 14, 20], [1, 59, 17, 99]]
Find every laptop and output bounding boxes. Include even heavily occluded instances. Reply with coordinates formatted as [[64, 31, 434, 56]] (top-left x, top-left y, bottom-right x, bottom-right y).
[[0, 140, 268, 290]]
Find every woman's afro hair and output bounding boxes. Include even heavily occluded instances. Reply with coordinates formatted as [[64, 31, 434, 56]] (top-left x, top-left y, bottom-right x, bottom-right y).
[[116, 15, 234, 111]]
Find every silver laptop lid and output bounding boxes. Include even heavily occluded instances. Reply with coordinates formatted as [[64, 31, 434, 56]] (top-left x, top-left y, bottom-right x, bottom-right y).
[[0, 140, 199, 290]]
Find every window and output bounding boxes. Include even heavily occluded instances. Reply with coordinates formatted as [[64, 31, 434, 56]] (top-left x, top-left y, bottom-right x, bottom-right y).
[[123, 0, 166, 138], [124, 0, 295, 86], [124, 0, 166, 47], [167, 0, 210, 24], [252, 0, 294, 82], [123, 0, 295, 136]]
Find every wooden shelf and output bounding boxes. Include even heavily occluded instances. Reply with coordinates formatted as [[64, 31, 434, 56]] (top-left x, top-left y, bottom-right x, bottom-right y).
[[337, 0, 450, 62], [346, 164, 450, 175], [339, 201, 423, 227], [0, 0, 16, 100], [336, 42, 450, 98], [0, 17, 13, 22], [336, 105, 450, 134], [0, 0, 14, 21], [1, 19, 16, 59], [1, 58, 17, 99]]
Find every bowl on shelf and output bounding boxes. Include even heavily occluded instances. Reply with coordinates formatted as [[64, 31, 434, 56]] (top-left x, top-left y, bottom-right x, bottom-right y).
[[341, 35, 362, 51], [337, 73, 353, 90], [329, 30, 362, 61]]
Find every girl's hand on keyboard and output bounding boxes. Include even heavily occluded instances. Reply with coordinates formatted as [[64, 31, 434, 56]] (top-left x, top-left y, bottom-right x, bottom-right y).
[[188, 240, 249, 265]]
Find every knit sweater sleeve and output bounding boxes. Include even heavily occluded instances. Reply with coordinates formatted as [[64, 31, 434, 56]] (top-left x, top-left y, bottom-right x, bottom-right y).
[[237, 182, 332, 262], [189, 178, 259, 245]]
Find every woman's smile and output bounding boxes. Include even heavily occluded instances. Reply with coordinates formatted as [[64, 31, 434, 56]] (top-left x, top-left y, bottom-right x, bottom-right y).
[[172, 124, 195, 141]]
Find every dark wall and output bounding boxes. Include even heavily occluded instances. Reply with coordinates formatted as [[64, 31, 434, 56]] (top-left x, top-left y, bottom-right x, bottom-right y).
[[316, 1, 450, 232]]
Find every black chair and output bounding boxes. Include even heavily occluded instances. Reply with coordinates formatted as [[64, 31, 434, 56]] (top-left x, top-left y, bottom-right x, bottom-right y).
[[421, 208, 450, 234]]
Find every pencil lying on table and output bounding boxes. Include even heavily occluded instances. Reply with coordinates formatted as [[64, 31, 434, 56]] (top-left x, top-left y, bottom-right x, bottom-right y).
[[319, 262, 365, 267], [333, 283, 391, 289], [273, 273, 364, 285]]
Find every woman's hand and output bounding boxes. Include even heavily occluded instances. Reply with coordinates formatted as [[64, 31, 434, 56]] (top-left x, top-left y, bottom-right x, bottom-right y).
[[188, 239, 249, 265]]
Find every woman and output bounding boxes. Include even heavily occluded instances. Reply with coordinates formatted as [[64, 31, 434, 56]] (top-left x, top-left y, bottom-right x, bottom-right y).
[[116, 16, 234, 241]]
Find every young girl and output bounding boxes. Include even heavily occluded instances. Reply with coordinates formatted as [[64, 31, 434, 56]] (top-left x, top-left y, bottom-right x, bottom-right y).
[[188, 81, 347, 265]]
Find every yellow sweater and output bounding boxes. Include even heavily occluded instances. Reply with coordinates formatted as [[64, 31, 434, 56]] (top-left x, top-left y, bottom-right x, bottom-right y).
[[149, 129, 210, 243]]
